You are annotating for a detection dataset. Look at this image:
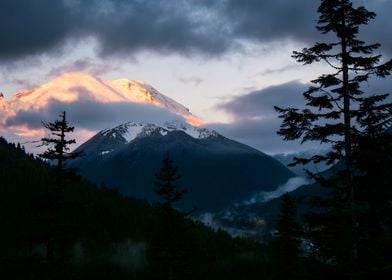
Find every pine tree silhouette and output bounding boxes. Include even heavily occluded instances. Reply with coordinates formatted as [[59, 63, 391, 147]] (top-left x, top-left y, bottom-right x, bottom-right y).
[[274, 0, 392, 277], [38, 111, 81, 273], [271, 193, 301, 279], [153, 155, 188, 211], [152, 155, 192, 280], [40, 111, 80, 187]]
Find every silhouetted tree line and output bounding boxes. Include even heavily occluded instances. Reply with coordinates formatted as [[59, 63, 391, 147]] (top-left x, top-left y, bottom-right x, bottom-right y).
[[0, 134, 270, 279]]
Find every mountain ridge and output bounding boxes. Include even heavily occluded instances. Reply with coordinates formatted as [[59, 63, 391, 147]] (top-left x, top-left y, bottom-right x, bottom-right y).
[[70, 121, 295, 211]]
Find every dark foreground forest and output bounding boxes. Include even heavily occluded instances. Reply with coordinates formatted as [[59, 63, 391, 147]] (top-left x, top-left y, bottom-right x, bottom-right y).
[[0, 136, 271, 280]]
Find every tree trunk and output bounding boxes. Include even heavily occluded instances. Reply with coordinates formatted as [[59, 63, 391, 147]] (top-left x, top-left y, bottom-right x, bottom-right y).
[[340, 1, 357, 277]]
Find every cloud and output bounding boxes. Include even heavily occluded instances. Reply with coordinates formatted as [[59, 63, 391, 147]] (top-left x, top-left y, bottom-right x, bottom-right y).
[[358, 0, 392, 54], [46, 58, 121, 78], [258, 64, 301, 77], [217, 81, 307, 120], [210, 76, 392, 154], [177, 75, 204, 86], [222, 0, 392, 55], [1, 0, 391, 60], [209, 81, 322, 153], [5, 99, 184, 132], [0, 0, 76, 60], [243, 177, 310, 205], [222, 0, 320, 44], [0, 0, 230, 60], [3, 98, 184, 153], [208, 118, 313, 155]]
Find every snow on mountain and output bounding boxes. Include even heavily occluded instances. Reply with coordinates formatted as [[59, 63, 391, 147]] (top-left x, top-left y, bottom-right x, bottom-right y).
[[99, 121, 219, 145], [104, 79, 198, 124], [4, 72, 203, 126]]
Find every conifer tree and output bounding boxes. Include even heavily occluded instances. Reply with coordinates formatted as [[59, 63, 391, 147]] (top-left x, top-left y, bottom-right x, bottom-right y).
[[152, 155, 189, 280], [275, 0, 392, 277], [271, 193, 301, 279], [40, 111, 80, 186], [277, 193, 299, 240], [153, 155, 188, 211], [38, 111, 80, 267], [276, 0, 392, 173]]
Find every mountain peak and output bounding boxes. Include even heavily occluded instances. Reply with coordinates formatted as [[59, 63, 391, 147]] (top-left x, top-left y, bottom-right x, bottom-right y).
[[5, 72, 203, 126]]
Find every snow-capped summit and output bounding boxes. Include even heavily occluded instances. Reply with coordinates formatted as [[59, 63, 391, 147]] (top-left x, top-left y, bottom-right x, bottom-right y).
[[163, 121, 220, 139], [99, 121, 219, 144], [5, 72, 203, 126], [105, 79, 192, 117]]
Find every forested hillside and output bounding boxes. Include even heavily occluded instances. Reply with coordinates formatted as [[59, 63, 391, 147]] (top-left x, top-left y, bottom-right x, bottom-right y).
[[0, 137, 275, 280]]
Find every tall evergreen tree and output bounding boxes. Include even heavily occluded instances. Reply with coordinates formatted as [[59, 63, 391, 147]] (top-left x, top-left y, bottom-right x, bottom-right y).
[[276, 0, 392, 174], [276, 193, 300, 240], [153, 155, 188, 211], [270, 193, 301, 279], [40, 111, 80, 186], [38, 111, 80, 270], [152, 155, 190, 280], [275, 0, 392, 277]]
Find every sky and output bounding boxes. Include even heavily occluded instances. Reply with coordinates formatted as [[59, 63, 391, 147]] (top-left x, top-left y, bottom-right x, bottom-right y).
[[0, 0, 391, 154]]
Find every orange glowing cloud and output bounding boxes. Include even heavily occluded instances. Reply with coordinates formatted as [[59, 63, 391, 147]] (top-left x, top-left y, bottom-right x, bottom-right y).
[[0, 72, 205, 152]]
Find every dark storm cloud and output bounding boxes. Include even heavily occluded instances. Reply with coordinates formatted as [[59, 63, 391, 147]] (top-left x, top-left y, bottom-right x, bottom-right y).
[[223, 0, 320, 43], [236, 0, 392, 56], [5, 99, 183, 131], [1, 0, 391, 60], [0, 0, 230, 60], [0, 0, 75, 59], [223, 0, 392, 54], [85, 0, 230, 57]]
